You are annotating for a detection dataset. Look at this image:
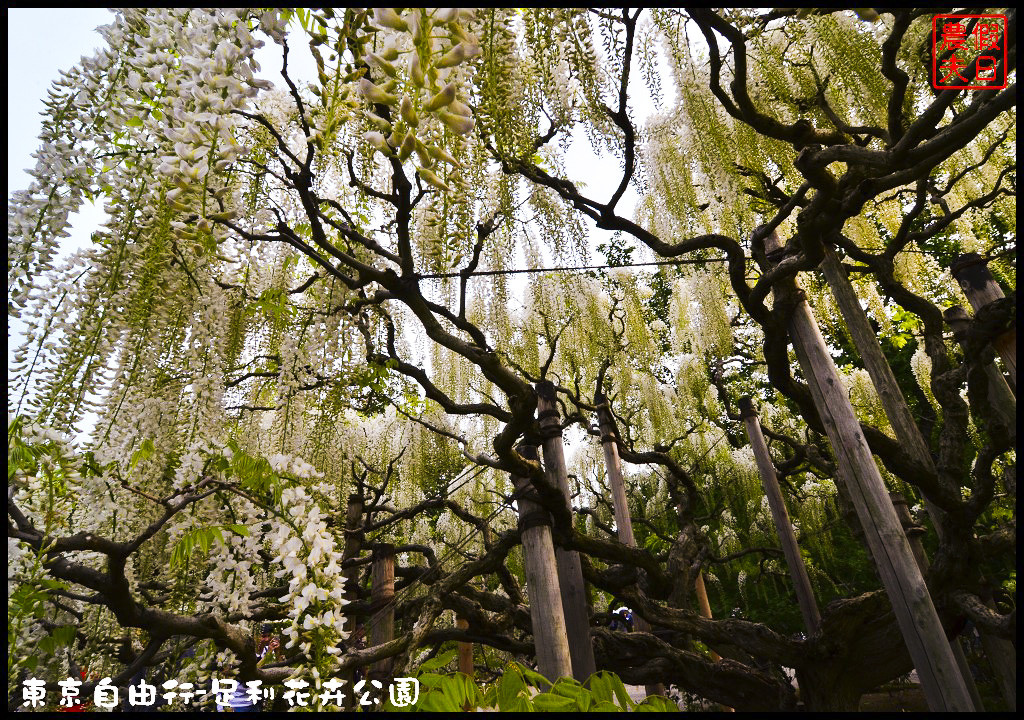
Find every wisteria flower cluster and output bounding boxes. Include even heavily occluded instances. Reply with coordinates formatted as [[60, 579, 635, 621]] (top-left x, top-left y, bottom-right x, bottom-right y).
[[268, 482, 350, 675]]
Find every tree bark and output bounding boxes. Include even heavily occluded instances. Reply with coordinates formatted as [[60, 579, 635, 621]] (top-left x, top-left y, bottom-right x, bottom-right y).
[[944, 305, 1016, 430]]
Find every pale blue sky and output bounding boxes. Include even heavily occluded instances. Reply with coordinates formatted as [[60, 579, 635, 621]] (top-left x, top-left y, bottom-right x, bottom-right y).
[[7, 8, 113, 192]]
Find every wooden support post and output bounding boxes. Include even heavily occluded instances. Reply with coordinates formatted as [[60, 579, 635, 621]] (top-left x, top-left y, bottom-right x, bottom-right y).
[[764, 230, 974, 711], [693, 572, 721, 663], [595, 388, 665, 697], [819, 246, 937, 474], [342, 493, 365, 602], [456, 616, 474, 676], [944, 306, 1016, 431], [595, 389, 636, 547], [819, 248, 1012, 709], [340, 493, 364, 709], [819, 246, 954, 542], [513, 443, 574, 685], [738, 397, 821, 635], [536, 381, 598, 682], [368, 543, 395, 682], [694, 572, 733, 711], [951, 253, 1016, 389], [891, 494, 986, 711]]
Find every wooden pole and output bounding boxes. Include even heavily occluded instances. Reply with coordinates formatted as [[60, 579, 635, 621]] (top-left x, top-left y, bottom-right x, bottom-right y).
[[342, 493, 365, 603], [819, 248, 1012, 709], [738, 397, 821, 635], [763, 230, 973, 711], [456, 616, 473, 676], [819, 246, 959, 536], [368, 543, 395, 682], [694, 572, 733, 712], [513, 443, 574, 685], [340, 493, 364, 710], [693, 572, 721, 663], [943, 306, 1016, 431], [818, 246, 937, 474], [951, 253, 1015, 389], [536, 381, 598, 682], [595, 388, 666, 697], [890, 494, 985, 711], [943, 307, 1018, 710]]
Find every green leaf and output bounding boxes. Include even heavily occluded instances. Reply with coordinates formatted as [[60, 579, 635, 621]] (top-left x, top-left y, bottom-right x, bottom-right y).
[[126, 116, 143, 127], [507, 695, 535, 713], [197, 528, 213, 555], [417, 672, 445, 689], [497, 666, 527, 712], [604, 671, 634, 710], [130, 438, 156, 471], [418, 690, 460, 712], [480, 683, 497, 708], [518, 663, 552, 689], [51, 625, 77, 645], [635, 695, 680, 712], [588, 671, 613, 704], [440, 673, 468, 709], [533, 693, 575, 712], [419, 648, 457, 673], [550, 677, 582, 699]]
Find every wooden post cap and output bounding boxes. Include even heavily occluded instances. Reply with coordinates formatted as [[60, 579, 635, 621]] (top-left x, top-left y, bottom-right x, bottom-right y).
[[943, 306, 971, 340], [737, 396, 757, 418], [535, 380, 556, 401], [950, 253, 989, 289], [373, 543, 395, 558]]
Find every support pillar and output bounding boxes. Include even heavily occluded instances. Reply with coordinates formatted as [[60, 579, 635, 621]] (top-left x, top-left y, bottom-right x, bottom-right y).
[[595, 387, 666, 697], [819, 246, 1011, 709], [738, 397, 821, 634], [536, 381, 597, 682], [694, 572, 721, 663], [368, 543, 395, 682], [456, 616, 473, 676], [513, 443, 574, 685], [340, 493, 364, 710], [763, 229, 973, 711], [951, 253, 1015, 389], [891, 494, 985, 711]]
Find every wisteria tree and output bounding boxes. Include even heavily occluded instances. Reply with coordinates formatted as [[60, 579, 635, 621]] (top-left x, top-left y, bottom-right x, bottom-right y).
[[8, 7, 1016, 712]]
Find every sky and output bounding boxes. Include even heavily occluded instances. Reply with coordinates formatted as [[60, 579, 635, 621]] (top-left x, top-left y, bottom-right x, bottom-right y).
[[8, 8, 114, 193], [8, 9, 113, 386]]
